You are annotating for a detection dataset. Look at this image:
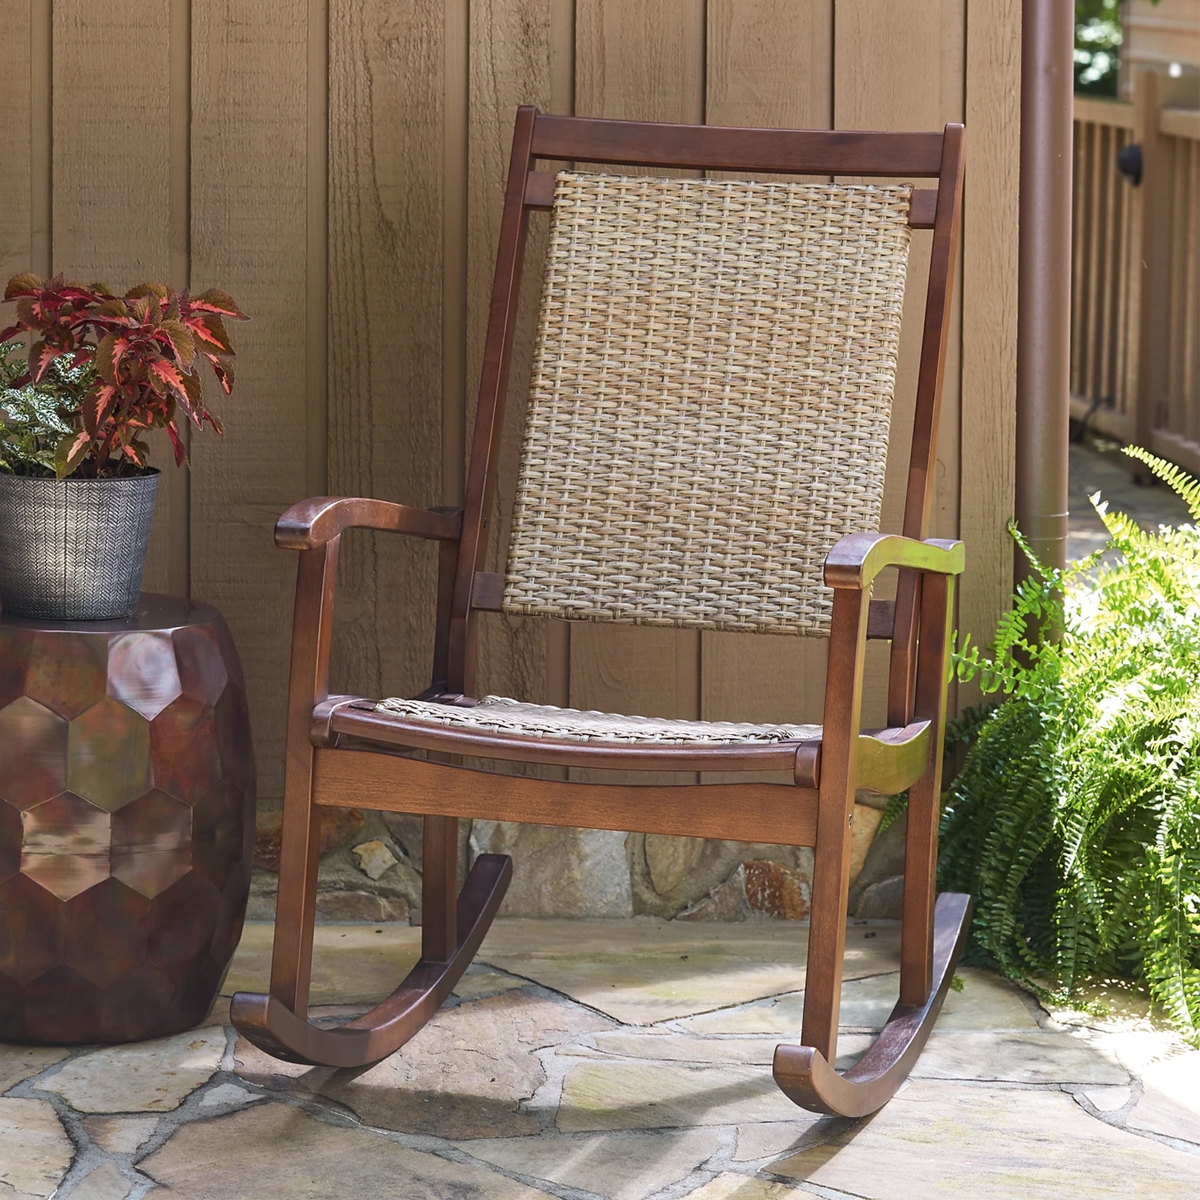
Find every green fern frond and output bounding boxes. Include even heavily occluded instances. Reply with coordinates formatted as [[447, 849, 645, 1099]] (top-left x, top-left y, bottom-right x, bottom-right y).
[[1123, 445, 1200, 523], [944, 457, 1200, 1044]]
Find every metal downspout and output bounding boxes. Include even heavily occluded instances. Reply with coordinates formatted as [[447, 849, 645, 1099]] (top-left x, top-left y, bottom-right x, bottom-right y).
[[1015, 0, 1073, 579]]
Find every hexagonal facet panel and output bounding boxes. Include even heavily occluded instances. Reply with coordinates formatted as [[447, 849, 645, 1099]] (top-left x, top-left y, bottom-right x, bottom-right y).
[[112, 790, 193, 899], [0, 799, 21, 885], [0, 696, 69, 810], [27, 632, 108, 719], [0, 628, 33, 709], [61, 877, 151, 989], [107, 631, 182, 720], [99, 962, 177, 1042], [150, 695, 221, 803], [214, 687, 256, 794], [172, 624, 229, 707], [147, 871, 221, 983], [21, 792, 112, 901], [21, 964, 104, 1044], [67, 696, 152, 812], [0, 873, 63, 983], [192, 780, 249, 891]]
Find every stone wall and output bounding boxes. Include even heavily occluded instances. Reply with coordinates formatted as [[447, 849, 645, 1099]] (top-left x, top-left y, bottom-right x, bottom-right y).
[[249, 796, 900, 924]]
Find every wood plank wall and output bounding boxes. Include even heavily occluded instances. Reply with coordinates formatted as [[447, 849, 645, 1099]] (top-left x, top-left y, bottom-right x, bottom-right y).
[[0, 0, 1019, 807]]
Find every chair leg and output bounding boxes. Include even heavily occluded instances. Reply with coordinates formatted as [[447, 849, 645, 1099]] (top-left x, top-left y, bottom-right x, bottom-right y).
[[421, 815, 459, 963], [775, 891, 971, 1118], [776, 763, 971, 1117], [798, 784, 855, 1064], [267, 748, 322, 1016], [900, 766, 938, 1006], [231, 755, 511, 1069], [231, 847, 511, 1068]]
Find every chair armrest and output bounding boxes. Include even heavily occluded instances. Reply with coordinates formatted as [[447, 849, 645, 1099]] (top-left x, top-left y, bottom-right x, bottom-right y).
[[275, 498, 463, 550], [824, 532, 964, 590]]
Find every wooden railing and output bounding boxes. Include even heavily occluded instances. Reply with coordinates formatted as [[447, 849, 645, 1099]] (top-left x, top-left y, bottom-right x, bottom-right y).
[[1071, 72, 1200, 474]]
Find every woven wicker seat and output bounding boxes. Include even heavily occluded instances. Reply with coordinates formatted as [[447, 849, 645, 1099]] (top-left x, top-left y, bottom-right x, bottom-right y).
[[234, 108, 969, 1121], [376, 695, 822, 746]]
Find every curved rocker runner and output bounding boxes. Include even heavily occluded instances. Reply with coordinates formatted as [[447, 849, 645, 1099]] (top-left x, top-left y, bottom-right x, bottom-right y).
[[232, 108, 970, 1119], [232, 853, 510, 1068]]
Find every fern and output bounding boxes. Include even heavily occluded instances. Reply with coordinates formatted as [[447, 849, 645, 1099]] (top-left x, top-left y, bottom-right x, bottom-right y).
[[941, 448, 1200, 1043]]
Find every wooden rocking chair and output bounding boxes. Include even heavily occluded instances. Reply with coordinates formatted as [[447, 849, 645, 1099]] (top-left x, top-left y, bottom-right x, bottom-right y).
[[232, 107, 969, 1119]]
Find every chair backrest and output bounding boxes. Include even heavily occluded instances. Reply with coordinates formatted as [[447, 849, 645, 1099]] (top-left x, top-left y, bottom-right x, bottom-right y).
[[503, 171, 913, 636], [446, 109, 964, 693]]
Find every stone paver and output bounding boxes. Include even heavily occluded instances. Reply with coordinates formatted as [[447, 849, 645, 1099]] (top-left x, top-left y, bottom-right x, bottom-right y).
[[679, 967, 1036, 1036], [1, 916, 1196, 1200], [0, 1097, 73, 1199], [1080, 1084, 1132, 1112], [558, 1061, 801, 1131], [732, 1118, 849, 1162], [39, 1027, 226, 1113], [223, 922, 421, 1004], [460, 1129, 721, 1200], [0, 1045, 68, 1094], [914, 1030, 1129, 1085], [475, 918, 900, 1023], [236, 989, 611, 1139], [771, 1079, 1200, 1199], [682, 1174, 810, 1198], [80, 1115, 158, 1154], [1127, 1051, 1200, 1143], [70, 1161, 134, 1200], [452, 968, 530, 1001], [139, 1103, 556, 1198]]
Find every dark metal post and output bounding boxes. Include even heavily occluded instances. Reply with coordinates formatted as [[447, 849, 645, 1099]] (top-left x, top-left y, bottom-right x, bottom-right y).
[[1015, 0, 1073, 579]]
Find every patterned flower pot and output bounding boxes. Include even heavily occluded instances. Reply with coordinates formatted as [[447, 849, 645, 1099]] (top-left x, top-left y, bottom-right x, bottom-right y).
[[0, 470, 160, 620]]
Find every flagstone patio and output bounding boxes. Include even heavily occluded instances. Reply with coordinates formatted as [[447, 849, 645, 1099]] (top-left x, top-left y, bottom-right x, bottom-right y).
[[2, 917, 1197, 1199]]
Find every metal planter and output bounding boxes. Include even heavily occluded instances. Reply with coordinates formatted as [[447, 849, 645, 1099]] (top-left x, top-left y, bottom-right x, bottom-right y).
[[0, 470, 160, 619]]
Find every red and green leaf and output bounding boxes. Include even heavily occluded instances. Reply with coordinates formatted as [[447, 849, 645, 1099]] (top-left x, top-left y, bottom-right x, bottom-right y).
[[189, 289, 248, 320], [4, 272, 242, 477], [54, 430, 92, 480]]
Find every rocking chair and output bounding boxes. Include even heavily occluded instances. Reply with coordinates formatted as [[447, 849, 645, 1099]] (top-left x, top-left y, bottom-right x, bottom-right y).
[[232, 107, 969, 1119]]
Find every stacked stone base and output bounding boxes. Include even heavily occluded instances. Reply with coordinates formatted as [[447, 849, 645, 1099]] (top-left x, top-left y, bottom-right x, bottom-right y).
[[250, 793, 899, 923]]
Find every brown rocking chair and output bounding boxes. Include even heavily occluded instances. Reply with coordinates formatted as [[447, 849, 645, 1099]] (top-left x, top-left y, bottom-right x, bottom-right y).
[[232, 107, 969, 1119]]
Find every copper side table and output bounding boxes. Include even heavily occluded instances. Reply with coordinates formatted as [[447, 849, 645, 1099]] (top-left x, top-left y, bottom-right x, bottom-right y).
[[0, 595, 255, 1043]]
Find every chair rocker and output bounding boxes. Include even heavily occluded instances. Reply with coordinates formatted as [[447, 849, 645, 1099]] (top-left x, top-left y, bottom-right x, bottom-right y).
[[232, 107, 970, 1119]]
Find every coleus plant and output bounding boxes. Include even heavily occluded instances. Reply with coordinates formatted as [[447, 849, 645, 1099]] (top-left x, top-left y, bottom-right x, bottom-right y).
[[0, 273, 247, 478]]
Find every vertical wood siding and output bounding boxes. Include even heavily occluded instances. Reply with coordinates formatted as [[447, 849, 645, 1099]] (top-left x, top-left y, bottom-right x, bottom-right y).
[[0, 2, 1020, 810]]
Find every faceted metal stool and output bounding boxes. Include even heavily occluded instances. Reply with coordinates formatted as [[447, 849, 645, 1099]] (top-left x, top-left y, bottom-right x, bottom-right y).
[[0, 595, 256, 1043]]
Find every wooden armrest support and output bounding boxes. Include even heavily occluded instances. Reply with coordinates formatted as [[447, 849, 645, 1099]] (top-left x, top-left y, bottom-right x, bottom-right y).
[[276, 498, 463, 550], [824, 533, 964, 590]]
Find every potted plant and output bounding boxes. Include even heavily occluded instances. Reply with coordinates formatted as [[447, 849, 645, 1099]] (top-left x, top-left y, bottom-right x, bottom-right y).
[[0, 274, 246, 619]]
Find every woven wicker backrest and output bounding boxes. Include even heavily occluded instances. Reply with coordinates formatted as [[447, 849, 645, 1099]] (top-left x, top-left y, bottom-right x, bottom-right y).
[[502, 171, 913, 637]]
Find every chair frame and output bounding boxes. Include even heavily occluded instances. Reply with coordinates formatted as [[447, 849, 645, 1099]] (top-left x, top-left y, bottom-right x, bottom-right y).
[[232, 107, 969, 1119]]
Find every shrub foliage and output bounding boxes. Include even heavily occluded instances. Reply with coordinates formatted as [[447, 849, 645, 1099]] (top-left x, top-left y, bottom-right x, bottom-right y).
[[941, 447, 1200, 1042]]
